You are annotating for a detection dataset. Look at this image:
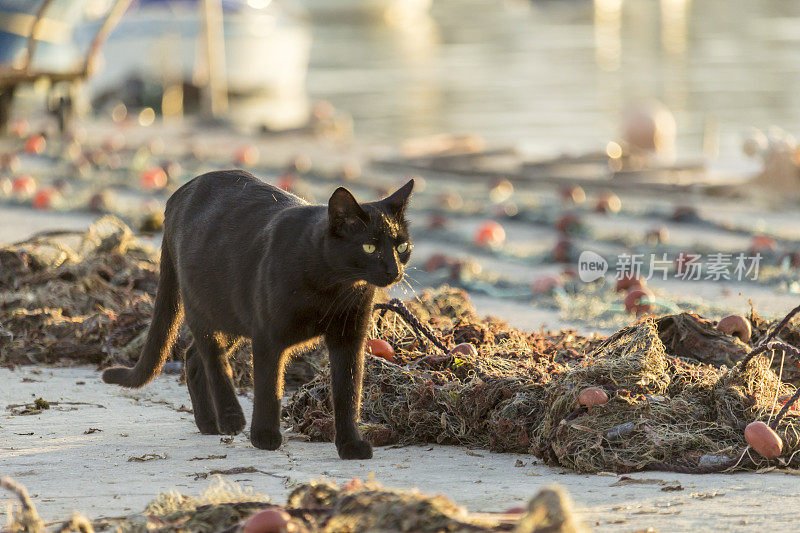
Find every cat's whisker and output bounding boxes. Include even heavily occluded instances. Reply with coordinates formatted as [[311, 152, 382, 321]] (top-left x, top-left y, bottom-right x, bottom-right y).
[[405, 282, 426, 305], [401, 277, 415, 294], [402, 281, 420, 302], [402, 269, 422, 282], [402, 273, 422, 286]]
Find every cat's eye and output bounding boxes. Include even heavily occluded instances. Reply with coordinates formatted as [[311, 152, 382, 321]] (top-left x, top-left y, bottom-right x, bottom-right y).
[[362, 244, 376, 254], [396, 242, 409, 253]]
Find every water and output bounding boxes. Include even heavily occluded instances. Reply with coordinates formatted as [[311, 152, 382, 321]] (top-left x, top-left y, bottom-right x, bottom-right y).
[[306, 0, 800, 162]]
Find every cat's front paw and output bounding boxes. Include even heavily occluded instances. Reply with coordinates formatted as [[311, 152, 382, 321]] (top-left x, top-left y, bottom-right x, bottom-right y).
[[337, 439, 373, 460], [251, 429, 283, 450], [217, 410, 247, 435], [195, 419, 221, 435]]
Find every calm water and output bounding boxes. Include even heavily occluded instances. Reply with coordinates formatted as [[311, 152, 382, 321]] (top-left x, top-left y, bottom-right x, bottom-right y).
[[307, 0, 800, 162]]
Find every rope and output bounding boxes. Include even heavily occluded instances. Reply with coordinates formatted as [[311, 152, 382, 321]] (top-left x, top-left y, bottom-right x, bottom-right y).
[[771, 387, 800, 430], [373, 298, 450, 354], [757, 303, 800, 347]]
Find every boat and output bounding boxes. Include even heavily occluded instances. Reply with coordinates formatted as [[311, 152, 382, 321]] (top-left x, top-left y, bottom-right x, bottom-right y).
[[0, 0, 312, 131], [77, 0, 312, 129], [0, 0, 131, 129], [78, 0, 310, 97], [0, 0, 90, 73]]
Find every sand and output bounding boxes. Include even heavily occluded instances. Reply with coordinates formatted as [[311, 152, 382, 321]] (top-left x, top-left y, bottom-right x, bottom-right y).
[[3, 366, 800, 532]]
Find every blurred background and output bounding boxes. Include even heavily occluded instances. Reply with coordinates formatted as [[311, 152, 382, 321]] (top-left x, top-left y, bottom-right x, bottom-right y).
[[2, 0, 799, 162], [2, 0, 800, 331]]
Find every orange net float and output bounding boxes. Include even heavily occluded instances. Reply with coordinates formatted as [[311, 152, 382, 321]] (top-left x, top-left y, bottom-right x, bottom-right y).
[[474, 221, 505, 249], [141, 167, 168, 191], [716, 315, 752, 343], [578, 387, 608, 408], [234, 145, 260, 166], [12, 175, 36, 196], [24, 134, 46, 154], [242, 509, 292, 533], [744, 421, 783, 460], [32, 188, 57, 210], [624, 287, 654, 316], [449, 342, 477, 358], [366, 339, 395, 362], [615, 273, 645, 293], [531, 275, 563, 295]]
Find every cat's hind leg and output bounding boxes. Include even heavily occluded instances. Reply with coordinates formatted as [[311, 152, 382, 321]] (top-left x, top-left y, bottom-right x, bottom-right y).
[[192, 330, 247, 435], [184, 341, 221, 434]]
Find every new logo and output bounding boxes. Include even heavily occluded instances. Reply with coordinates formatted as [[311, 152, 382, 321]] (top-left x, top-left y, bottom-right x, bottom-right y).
[[578, 250, 608, 282]]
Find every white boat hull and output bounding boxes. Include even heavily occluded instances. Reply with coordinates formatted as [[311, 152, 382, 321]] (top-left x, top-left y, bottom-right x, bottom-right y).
[[82, 4, 311, 97]]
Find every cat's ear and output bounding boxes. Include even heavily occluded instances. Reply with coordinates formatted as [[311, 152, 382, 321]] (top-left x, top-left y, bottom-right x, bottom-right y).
[[382, 178, 415, 215], [328, 187, 368, 232]]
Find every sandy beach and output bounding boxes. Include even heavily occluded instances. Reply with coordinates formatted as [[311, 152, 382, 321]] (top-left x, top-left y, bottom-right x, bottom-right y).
[[3, 128, 800, 531], [4, 2, 800, 530], [5, 366, 800, 532]]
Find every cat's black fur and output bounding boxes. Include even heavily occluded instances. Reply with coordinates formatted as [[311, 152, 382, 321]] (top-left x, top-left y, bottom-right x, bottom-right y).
[[102, 170, 414, 460]]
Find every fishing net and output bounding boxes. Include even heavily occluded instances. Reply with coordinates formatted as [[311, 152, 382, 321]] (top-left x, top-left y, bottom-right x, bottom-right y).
[[0, 216, 159, 367], [0, 217, 310, 388], [533, 319, 798, 472], [1, 476, 583, 532], [4, 218, 800, 474], [289, 289, 800, 473]]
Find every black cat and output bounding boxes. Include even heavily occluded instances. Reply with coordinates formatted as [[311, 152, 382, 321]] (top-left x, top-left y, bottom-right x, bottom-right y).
[[103, 170, 414, 460]]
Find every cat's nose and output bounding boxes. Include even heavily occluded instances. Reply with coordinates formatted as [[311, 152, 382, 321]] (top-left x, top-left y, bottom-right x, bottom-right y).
[[383, 266, 402, 284]]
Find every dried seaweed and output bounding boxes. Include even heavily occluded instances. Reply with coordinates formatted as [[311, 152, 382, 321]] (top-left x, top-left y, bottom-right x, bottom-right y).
[[2, 476, 581, 532], [4, 220, 800, 474], [0, 216, 160, 368], [289, 288, 800, 473], [0, 217, 314, 388]]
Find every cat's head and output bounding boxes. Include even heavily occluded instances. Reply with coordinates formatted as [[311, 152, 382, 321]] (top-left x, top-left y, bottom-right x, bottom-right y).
[[327, 179, 414, 287]]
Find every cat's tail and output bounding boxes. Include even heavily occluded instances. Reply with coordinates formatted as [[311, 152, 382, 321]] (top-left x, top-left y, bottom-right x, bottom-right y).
[[102, 244, 183, 388]]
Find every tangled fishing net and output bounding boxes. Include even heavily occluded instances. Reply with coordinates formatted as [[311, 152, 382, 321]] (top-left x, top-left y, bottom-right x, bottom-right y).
[[0, 216, 158, 367], [4, 218, 800, 474], [2, 476, 583, 532], [290, 290, 800, 473], [0, 217, 316, 388]]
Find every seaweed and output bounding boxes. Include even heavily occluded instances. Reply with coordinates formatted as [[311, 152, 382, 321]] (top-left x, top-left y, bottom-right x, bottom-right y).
[[289, 289, 800, 473], [2, 476, 584, 532], [0, 217, 315, 389], [4, 220, 800, 474]]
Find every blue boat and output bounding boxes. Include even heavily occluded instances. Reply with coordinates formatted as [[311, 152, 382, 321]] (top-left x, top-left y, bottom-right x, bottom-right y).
[[0, 0, 94, 74], [0, 0, 311, 131], [0, 0, 132, 128]]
